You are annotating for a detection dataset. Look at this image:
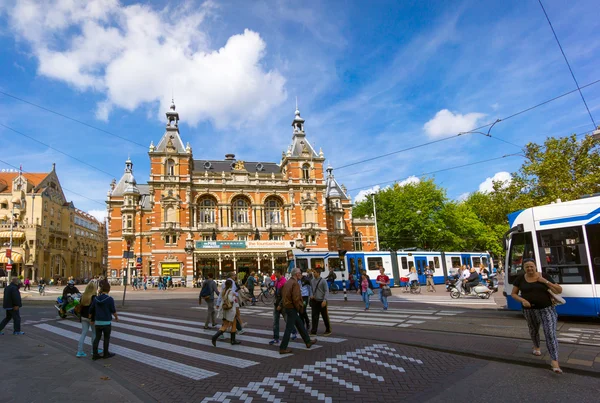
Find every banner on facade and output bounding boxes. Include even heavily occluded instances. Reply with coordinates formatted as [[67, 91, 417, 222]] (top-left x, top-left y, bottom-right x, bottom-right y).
[[195, 241, 247, 249], [246, 240, 295, 249]]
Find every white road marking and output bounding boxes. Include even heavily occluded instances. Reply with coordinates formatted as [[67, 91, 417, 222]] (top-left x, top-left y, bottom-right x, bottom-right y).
[[57, 320, 258, 368], [34, 323, 217, 380]]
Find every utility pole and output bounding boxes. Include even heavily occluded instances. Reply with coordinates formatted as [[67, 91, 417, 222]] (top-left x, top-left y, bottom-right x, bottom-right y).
[[372, 193, 380, 251], [122, 240, 131, 306]]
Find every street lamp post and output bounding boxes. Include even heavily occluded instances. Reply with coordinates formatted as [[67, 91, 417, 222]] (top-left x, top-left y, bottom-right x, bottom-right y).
[[371, 193, 380, 251], [7, 197, 22, 283]]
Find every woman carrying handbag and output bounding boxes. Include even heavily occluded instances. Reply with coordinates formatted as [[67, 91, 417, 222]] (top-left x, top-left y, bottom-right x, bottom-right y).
[[511, 259, 563, 374]]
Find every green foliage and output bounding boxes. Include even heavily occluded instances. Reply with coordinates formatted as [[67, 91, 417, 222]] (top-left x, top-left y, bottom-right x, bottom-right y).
[[353, 134, 600, 258]]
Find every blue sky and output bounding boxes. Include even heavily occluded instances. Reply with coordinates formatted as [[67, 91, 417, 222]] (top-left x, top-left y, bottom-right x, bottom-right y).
[[1, 0, 599, 221]]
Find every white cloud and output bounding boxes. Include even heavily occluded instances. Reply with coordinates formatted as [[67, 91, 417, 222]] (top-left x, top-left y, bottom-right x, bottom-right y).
[[87, 209, 108, 223], [457, 192, 470, 202], [353, 176, 420, 203], [423, 109, 486, 138], [7, 0, 287, 128], [478, 171, 511, 193]]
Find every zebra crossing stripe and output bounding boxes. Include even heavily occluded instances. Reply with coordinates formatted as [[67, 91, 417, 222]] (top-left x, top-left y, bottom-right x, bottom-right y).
[[34, 323, 217, 380], [118, 312, 347, 343], [114, 316, 320, 353], [57, 321, 258, 368]]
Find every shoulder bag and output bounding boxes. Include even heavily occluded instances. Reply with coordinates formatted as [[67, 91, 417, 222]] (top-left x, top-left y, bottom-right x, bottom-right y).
[[222, 291, 233, 310], [381, 285, 392, 297], [548, 289, 566, 306]]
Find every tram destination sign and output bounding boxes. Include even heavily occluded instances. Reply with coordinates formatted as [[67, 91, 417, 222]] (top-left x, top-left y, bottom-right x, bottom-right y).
[[195, 241, 247, 249]]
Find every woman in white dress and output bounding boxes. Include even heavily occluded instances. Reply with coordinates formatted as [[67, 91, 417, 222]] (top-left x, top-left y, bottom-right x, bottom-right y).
[[212, 279, 242, 346]]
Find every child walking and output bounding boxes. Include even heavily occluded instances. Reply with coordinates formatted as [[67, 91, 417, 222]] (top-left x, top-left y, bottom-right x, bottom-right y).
[[90, 282, 119, 360]]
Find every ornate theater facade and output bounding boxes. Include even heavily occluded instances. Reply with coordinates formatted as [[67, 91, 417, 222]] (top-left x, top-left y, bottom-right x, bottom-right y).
[[106, 103, 375, 284]]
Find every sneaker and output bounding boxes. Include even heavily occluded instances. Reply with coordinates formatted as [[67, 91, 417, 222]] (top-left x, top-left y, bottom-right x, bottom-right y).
[[269, 339, 280, 345], [238, 329, 245, 335], [102, 352, 116, 359], [98, 349, 104, 355], [13, 331, 25, 335], [323, 331, 332, 337], [76, 351, 87, 358]]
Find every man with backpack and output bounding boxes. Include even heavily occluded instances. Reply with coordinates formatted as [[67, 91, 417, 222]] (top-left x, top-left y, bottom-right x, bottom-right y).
[[200, 273, 219, 329]]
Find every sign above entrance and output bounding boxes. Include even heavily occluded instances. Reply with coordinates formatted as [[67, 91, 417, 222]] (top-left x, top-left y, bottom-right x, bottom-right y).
[[247, 240, 295, 249], [195, 241, 246, 249]]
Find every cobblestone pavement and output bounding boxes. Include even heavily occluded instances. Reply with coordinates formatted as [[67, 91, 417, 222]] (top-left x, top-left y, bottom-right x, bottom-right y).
[[21, 309, 482, 402]]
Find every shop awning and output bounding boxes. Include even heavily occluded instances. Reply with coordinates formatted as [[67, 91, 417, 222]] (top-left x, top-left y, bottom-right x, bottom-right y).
[[0, 231, 24, 239], [0, 251, 23, 263]]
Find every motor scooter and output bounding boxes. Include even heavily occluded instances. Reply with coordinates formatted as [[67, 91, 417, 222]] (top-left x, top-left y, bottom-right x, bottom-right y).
[[450, 280, 493, 299], [486, 274, 499, 292], [55, 293, 81, 319]]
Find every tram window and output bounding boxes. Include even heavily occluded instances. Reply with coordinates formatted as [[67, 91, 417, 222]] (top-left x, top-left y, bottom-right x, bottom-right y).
[[329, 258, 343, 271], [451, 257, 461, 268], [537, 226, 590, 284], [357, 258, 364, 272], [311, 258, 325, 271], [408, 261, 415, 270], [472, 257, 481, 268], [401, 257, 408, 270], [585, 223, 600, 285], [433, 257, 440, 269], [482, 257, 488, 267], [507, 231, 534, 284], [296, 258, 309, 272], [428, 261, 434, 272], [367, 257, 383, 271], [349, 258, 356, 274]]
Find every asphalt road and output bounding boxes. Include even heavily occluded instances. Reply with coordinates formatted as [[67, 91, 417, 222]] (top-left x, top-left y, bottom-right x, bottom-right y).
[[7, 293, 598, 403]]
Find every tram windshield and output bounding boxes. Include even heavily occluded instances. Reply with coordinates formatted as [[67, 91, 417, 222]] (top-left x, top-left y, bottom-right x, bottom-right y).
[[507, 231, 534, 284]]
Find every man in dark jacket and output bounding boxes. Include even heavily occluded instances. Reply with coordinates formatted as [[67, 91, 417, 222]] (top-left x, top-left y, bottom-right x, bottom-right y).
[[0, 277, 24, 335], [279, 268, 316, 354], [464, 268, 480, 294]]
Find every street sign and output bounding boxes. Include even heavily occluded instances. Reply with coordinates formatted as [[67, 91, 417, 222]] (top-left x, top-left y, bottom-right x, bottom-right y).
[[6, 263, 12, 270], [137, 257, 142, 263], [136, 263, 142, 268]]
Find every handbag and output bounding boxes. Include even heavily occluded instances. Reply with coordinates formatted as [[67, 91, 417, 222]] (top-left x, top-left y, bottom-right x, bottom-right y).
[[381, 286, 392, 297], [548, 290, 566, 306], [366, 288, 374, 296], [222, 291, 233, 310]]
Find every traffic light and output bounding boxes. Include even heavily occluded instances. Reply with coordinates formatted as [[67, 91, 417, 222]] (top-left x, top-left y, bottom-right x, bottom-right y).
[[338, 250, 347, 258]]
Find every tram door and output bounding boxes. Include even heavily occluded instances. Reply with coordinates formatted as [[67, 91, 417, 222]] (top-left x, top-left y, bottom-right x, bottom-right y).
[[414, 256, 427, 284]]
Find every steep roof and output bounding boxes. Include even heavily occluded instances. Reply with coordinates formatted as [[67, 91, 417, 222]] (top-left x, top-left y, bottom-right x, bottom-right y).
[[325, 166, 348, 199], [193, 160, 281, 174], [0, 172, 49, 193]]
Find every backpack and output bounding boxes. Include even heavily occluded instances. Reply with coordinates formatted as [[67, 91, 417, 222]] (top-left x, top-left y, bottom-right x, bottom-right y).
[[199, 281, 211, 298], [222, 291, 233, 310]]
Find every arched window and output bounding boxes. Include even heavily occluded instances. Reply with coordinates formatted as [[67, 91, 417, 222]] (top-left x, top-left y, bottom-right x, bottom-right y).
[[265, 197, 282, 225], [165, 159, 175, 176], [198, 197, 216, 223], [302, 164, 310, 181], [232, 197, 250, 223]]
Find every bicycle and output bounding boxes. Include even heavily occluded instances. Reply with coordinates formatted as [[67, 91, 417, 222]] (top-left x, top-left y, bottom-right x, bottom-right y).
[[258, 284, 275, 305], [38, 284, 46, 296], [328, 281, 339, 294]]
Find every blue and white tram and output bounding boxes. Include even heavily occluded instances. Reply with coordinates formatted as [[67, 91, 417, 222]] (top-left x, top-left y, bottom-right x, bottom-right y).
[[291, 249, 493, 288], [504, 195, 600, 317]]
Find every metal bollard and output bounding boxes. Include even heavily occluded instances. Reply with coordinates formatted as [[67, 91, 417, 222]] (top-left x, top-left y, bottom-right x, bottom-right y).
[[342, 271, 347, 302]]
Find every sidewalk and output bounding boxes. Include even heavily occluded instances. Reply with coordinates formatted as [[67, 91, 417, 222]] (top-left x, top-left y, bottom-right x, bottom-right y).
[[0, 332, 143, 403]]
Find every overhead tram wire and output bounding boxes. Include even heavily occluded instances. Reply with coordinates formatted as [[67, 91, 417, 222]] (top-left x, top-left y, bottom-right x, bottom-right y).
[[0, 159, 106, 207], [537, 0, 596, 128], [334, 78, 600, 171], [0, 123, 118, 179], [347, 153, 522, 193], [0, 90, 147, 149]]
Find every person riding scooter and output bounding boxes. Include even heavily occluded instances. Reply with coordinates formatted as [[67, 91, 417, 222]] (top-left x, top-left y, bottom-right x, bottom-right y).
[[463, 268, 480, 294], [60, 280, 80, 314]]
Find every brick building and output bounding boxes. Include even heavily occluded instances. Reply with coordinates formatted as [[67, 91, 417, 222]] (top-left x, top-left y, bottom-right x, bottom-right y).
[[106, 102, 375, 283]]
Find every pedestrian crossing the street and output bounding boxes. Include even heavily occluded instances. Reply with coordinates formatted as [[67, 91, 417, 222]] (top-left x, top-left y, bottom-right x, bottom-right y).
[[32, 312, 347, 381], [192, 305, 463, 329]]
